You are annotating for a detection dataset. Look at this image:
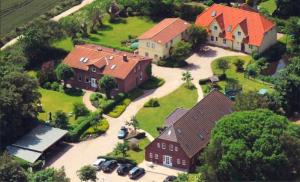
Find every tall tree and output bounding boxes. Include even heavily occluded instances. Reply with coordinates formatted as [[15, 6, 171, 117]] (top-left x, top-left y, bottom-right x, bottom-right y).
[[234, 91, 270, 111], [98, 75, 117, 99], [275, 0, 300, 18], [77, 165, 97, 182], [181, 71, 193, 89], [55, 64, 74, 89], [285, 17, 300, 55], [187, 25, 208, 50], [0, 153, 27, 182], [60, 17, 81, 39], [201, 109, 300, 181], [28, 167, 70, 182], [170, 41, 192, 63]]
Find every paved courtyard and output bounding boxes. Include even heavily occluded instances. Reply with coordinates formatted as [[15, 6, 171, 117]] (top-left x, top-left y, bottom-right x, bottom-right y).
[[49, 46, 246, 181]]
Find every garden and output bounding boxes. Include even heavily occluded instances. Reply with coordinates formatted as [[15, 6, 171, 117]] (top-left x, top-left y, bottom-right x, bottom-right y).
[[136, 84, 198, 137], [200, 56, 273, 96]]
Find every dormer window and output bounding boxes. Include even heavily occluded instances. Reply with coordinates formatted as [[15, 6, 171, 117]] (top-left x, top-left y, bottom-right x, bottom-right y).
[[214, 26, 218, 30], [91, 67, 96, 72], [238, 31, 242, 36]]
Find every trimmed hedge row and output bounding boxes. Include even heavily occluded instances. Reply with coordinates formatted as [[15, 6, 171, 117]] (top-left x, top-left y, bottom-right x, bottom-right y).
[[66, 117, 91, 142], [101, 93, 126, 114], [97, 156, 137, 166]]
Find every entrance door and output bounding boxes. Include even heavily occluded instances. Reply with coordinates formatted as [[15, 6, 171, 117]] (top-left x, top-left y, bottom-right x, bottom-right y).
[[241, 43, 245, 52], [163, 155, 172, 167], [91, 78, 97, 88]]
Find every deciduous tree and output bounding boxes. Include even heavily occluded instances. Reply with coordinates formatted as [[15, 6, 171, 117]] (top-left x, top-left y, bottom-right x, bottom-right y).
[[55, 64, 74, 89], [77, 165, 97, 182], [98, 75, 117, 99]]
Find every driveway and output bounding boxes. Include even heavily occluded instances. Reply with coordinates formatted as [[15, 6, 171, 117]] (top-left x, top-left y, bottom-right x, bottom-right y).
[[1, 0, 95, 50], [50, 46, 245, 181]]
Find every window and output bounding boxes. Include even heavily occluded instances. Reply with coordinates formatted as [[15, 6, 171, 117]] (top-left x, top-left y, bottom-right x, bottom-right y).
[[214, 26, 218, 30], [215, 37, 218, 41], [138, 65, 141, 70], [91, 67, 96, 72], [182, 160, 186, 166], [85, 77, 90, 83], [165, 43, 168, 48], [146, 42, 150, 47], [151, 43, 155, 48], [169, 144, 173, 151], [145, 52, 149, 57], [249, 45, 253, 49], [177, 159, 181, 164], [211, 36, 214, 41], [223, 39, 226, 44], [162, 143, 166, 149], [238, 31, 241, 36], [115, 83, 119, 90], [154, 55, 158, 59], [78, 74, 82, 82], [155, 154, 158, 159], [175, 146, 178, 151], [140, 72, 143, 80], [149, 153, 153, 158], [134, 67, 136, 73], [170, 40, 173, 44], [157, 143, 160, 148]]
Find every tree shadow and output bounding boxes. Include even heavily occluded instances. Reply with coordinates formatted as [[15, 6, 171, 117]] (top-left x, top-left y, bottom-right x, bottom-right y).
[[98, 24, 113, 31], [109, 18, 127, 24]]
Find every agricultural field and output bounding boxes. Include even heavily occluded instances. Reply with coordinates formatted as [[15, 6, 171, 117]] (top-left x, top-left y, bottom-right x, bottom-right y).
[[0, 0, 61, 36]]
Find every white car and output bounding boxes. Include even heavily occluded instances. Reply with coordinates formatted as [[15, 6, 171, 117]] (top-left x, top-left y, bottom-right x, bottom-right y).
[[92, 158, 106, 171]]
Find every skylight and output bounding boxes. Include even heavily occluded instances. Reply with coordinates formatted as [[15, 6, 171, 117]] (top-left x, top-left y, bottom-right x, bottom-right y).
[[211, 10, 217, 17], [111, 64, 116, 70], [227, 25, 232, 32]]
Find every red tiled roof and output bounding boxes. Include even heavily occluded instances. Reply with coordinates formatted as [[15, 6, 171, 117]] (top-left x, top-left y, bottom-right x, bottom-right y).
[[138, 18, 191, 44], [63, 44, 151, 79], [195, 4, 275, 46]]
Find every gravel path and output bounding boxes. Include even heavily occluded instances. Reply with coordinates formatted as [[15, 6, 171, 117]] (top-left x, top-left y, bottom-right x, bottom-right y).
[[50, 46, 245, 181], [0, 0, 95, 50]]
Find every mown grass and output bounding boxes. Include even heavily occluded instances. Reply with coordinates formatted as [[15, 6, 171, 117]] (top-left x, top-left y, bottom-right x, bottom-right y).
[[136, 84, 198, 137], [52, 37, 74, 52], [201, 56, 273, 95], [1, 0, 61, 36], [38, 88, 83, 124]]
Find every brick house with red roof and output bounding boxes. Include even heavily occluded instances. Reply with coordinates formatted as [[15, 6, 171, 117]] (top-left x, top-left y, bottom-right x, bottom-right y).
[[145, 91, 234, 172], [63, 44, 152, 92], [195, 4, 277, 54], [138, 18, 191, 61]]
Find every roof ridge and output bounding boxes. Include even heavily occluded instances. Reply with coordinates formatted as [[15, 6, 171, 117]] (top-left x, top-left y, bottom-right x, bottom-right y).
[[150, 18, 180, 39]]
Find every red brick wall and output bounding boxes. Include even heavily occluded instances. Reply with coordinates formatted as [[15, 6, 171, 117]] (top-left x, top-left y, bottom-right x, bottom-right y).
[[145, 138, 193, 171], [66, 60, 151, 93]]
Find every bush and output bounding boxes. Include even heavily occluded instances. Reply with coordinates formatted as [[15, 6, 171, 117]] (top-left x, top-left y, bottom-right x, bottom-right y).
[[50, 82, 60, 91], [67, 117, 91, 142], [199, 78, 210, 85], [144, 98, 160, 107], [64, 87, 83, 96], [73, 103, 89, 119], [107, 99, 131, 118], [100, 93, 127, 113], [83, 118, 109, 138], [139, 76, 165, 90], [43, 82, 52, 89], [97, 156, 137, 166], [89, 93, 102, 102]]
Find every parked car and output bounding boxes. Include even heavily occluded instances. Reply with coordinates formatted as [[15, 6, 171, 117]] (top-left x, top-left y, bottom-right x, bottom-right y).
[[134, 132, 146, 139], [92, 158, 106, 171], [118, 126, 128, 139], [163, 175, 177, 182], [129, 167, 145, 179], [117, 163, 135, 176], [102, 160, 118, 173]]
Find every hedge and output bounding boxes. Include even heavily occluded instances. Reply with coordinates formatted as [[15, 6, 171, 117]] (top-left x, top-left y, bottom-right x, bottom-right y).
[[107, 99, 131, 118], [66, 117, 91, 142], [101, 93, 126, 114], [97, 156, 137, 166]]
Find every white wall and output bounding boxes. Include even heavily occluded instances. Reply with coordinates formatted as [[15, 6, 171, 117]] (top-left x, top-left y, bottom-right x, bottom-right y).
[[258, 26, 277, 53]]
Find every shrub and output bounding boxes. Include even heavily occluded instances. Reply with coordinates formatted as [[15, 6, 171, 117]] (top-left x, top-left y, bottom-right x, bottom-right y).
[[144, 98, 160, 107], [67, 117, 91, 142], [83, 118, 109, 137], [97, 156, 137, 166], [199, 78, 210, 85], [234, 59, 245, 72], [100, 93, 126, 113], [107, 99, 131, 118], [43, 82, 52, 89], [139, 76, 165, 90], [50, 82, 60, 91], [89, 93, 102, 102], [73, 103, 89, 119]]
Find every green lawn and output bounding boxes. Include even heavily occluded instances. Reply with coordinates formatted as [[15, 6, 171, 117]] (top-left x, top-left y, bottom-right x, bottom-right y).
[[127, 138, 150, 164], [38, 88, 83, 124], [52, 37, 74, 52], [136, 84, 198, 137], [53, 16, 155, 52], [259, 0, 277, 15], [202, 56, 273, 94], [0, 0, 61, 36]]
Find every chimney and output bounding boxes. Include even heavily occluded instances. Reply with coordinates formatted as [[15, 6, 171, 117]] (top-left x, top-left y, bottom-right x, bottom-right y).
[[123, 54, 128, 62]]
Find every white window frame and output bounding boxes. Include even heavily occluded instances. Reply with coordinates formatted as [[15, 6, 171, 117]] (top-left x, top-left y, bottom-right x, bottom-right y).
[[249, 45, 253, 49], [215, 37, 218, 41], [146, 42, 150, 47], [149, 152, 153, 158], [85, 76, 90, 83], [151, 43, 155, 49], [214, 26, 218, 30], [169, 144, 173, 151], [78, 74, 82, 82], [140, 72, 143, 81], [182, 160, 186, 166], [162, 143, 166, 149], [211, 36, 214, 41], [223, 39, 226, 44], [155, 154, 158, 159], [175, 146, 178, 151], [238, 31, 241, 36], [177, 159, 181, 164], [157, 143, 160, 148], [91, 67, 96, 72]]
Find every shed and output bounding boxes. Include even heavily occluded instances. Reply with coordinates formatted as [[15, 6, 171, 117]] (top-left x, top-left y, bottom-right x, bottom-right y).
[[6, 124, 68, 163]]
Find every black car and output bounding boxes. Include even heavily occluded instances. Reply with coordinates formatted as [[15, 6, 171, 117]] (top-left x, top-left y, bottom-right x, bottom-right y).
[[163, 175, 177, 182], [117, 163, 135, 175], [101, 160, 118, 173], [129, 167, 145, 179]]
